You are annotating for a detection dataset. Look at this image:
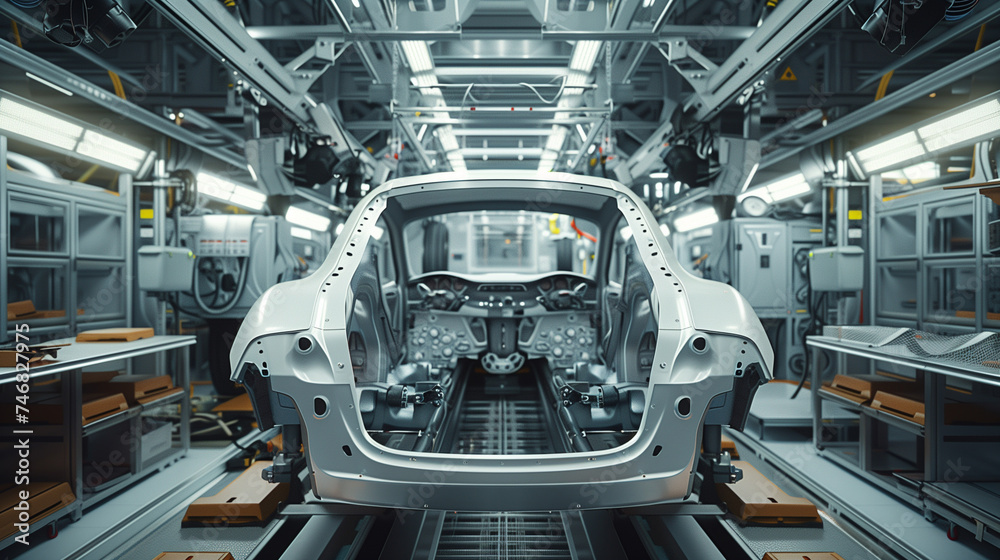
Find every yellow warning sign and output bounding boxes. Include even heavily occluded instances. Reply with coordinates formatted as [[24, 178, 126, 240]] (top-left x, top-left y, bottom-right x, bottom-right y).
[[779, 66, 797, 81]]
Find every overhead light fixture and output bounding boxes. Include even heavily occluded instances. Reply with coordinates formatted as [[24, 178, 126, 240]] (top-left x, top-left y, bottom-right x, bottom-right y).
[[848, 94, 1000, 176], [417, 124, 428, 141], [673, 207, 719, 233], [917, 98, 1000, 153], [0, 93, 153, 173], [334, 223, 345, 236], [290, 226, 313, 240], [286, 206, 332, 232], [739, 172, 812, 204], [650, 172, 670, 179], [569, 41, 602, 72], [401, 41, 433, 73], [660, 223, 671, 237], [850, 131, 925, 176], [25, 72, 74, 96], [0, 96, 83, 150], [576, 124, 588, 142], [351, 0, 361, 6], [76, 129, 149, 171], [881, 161, 940, 184], [197, 172, 267, 211]]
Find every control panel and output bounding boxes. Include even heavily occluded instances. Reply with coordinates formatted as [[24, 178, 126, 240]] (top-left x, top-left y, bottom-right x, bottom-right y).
[[408, 312, 488, 369], [519, 313, 598, 370]]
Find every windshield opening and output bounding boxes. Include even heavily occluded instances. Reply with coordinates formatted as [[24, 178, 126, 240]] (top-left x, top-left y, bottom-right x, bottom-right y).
[[404, 211, 599, 278]]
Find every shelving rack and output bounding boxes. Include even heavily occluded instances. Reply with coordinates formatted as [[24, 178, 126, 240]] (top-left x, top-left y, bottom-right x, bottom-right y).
[[0, 335, 194, 548], [808, 330, 1000, 548], [1, 135, 134, 341]]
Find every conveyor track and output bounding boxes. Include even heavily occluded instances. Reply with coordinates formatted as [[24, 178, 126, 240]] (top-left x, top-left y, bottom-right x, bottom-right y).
[[449, 368, 560, 455], [434, 512, 572, 560]]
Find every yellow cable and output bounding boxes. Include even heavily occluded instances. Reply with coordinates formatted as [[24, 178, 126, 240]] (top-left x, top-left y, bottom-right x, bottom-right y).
[[875, 70, 894, 101], [78, 164, 100, 183], [11, 21, 22, 48], [108, 71, 126, 99]]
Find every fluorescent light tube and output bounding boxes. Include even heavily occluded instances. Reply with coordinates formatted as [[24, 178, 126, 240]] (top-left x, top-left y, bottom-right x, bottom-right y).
[[569, 41, 601, 72], [197, 172, 267, 211], [286, 206, 331, 231], [401, 41, 433, 73], [291, 226, 313, 240], [230, 184, 267, 210], [0, 97, 83, 150], [852, 131, 926, 174], [660, 223, 671, 237], [673, 207, 719, 233], [76, 129, 149, 172], [918, 98, 1000, 153], [25, 73, 73, 96]]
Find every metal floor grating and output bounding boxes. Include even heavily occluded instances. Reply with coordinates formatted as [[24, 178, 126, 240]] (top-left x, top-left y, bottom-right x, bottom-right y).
[[451, 397, 555, 454], [434, 512, 572, 559]]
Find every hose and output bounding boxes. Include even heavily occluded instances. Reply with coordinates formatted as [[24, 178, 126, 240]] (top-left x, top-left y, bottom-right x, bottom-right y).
[[193, 257, 248, 315]]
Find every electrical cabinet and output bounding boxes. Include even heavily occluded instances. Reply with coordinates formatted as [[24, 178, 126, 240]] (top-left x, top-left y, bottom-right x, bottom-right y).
[[175, 215, 297, 318]]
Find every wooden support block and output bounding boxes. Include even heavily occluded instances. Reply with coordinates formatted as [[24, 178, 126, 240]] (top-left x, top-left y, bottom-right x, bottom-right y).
[[153, 554, 235, 560], [821, 374, 916, 405], [76, 327, 155, 343], [0, 482, 75, 540], [717, 461, 822, 526], [82, 394, 129, 425], [720, 434, 739, 459], [182, 461, 289, 527], [763, 554, 845, 560], [870, 391, 925, 425]]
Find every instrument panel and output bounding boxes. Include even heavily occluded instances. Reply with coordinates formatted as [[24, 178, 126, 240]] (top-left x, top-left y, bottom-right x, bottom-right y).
[[408, 272, 597, 313]]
